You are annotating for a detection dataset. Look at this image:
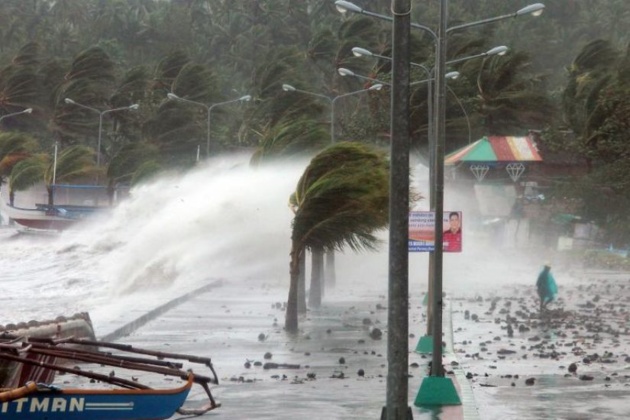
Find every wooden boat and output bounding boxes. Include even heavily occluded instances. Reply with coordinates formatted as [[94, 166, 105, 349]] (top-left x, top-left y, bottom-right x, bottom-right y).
[[0, 201, 107, 231], [0, 336, 220, 418], [0, 374, 195, 420], [0, 201, 81, 231], [0, 139, 131, 231], [0, 313, 96, 388], [0, 182, 129, 231]]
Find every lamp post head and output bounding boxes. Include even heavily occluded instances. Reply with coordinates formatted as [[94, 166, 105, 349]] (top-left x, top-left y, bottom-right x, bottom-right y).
[[282, 84, 296, 92], [337, 68, 355, 77], [487, 46, 508, 56], [352, 47, 373, 57], [517, 3, 545, 16], [445, 71, 460, 80], [167, 93, 179, 100], [129, 104, 140, 110], [24, 108, 33, 114], [64, 98, 75, 105], [369, 84, 384, 91], [240, 95, 252, 102], [335, 1, 361, 14]]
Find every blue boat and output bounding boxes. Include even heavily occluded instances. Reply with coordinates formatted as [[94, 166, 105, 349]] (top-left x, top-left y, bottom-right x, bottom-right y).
[[0, 374, 194, 419], [0, 336, 220, 419]]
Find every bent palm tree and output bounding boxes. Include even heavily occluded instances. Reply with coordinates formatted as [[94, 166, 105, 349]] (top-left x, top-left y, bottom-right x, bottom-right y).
[[0, 132, 39, 189], [286, 142, 389, 333], [9, 145, 95, 206]]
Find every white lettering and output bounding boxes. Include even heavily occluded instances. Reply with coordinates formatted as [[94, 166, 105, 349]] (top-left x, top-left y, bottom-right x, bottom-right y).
[[14, 398, 27, 413], [0, 397, 85, 415], [69, 398, 84, 412], [30, 398, 49, 412], [51, 398, 67, 412]]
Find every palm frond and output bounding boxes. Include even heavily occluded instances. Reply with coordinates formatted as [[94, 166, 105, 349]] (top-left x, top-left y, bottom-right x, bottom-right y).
[[9, 153, 47, 192], [291, 141, 390, 253]]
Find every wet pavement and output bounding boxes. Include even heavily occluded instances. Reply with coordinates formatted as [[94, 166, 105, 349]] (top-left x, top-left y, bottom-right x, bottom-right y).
[[452, 270, 630, 420], [55, 268, 630, 419], [76, 278, 472, 420]]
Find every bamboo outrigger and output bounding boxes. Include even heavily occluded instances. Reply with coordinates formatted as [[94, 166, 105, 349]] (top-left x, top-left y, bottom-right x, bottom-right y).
[[0, 335, 220, 419]]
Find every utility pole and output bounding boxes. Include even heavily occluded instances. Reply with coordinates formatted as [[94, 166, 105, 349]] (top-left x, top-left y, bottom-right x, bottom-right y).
[[384, 0, 412, 418]]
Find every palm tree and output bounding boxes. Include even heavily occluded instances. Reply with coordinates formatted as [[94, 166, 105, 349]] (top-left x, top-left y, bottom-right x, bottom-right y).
[[0, 132, 40, 201], [473, 51, 556, 136], [106, 141, 160, 204], [251, 116, 329, 165], [52, 46, 117, 144], [562, 39, 619, 140], [9, 144, 95, 206], [286, 142, 390, 333]]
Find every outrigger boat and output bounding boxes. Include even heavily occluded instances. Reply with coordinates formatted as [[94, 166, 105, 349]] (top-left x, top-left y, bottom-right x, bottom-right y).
[[0, 313, 96, 388], [0, 336, 220, 419], [0, 201, 105, 231]]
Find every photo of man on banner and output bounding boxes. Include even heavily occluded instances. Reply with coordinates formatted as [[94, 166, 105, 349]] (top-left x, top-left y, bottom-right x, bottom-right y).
[[408, 211, 463, 253], [443, 211, 462, 252]]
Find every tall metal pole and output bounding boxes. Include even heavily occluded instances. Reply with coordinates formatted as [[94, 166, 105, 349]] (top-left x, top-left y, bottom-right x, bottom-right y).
[[97, 112, 104, 168], [330, 101, 335, 143], [431, 0, 448, 378], [426, 69, 435, 337], [168, 93, 250, 158], [385, 0, 411, 418], [205, 106, 212, 157], [52, 142, 58, 186], [64, 99, 138, 169]]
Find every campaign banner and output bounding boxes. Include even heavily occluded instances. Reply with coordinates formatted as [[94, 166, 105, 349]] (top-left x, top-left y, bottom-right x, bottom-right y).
[[409, 211, 462, 252]]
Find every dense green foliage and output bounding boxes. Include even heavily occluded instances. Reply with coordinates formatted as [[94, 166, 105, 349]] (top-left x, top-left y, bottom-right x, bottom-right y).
[[286, 141, 390, 331], [0, 0, 627, 243]]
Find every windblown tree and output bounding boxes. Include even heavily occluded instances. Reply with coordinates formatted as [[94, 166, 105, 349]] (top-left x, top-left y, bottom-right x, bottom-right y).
[[251, 116, 329, 165], [471, 50, 556, 136], [554, 40, 630, 246], [51, 46, 118, 147], [286, 142, 390, 333], [0, 42, 42, 113], [0, 132, 40, 194], [146, 52, 226, 166], [106, 141, 160, 204], [9, 144, 95, 206]]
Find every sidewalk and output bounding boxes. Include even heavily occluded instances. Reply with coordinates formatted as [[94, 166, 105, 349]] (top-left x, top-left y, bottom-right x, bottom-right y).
[[91, 279, 478, 420]]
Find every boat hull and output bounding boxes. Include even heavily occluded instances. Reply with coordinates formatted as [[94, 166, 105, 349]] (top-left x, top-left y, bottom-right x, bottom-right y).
[[0, 376, 193, 420], [0, 202, 77, 231], [0, 201, 106, 231]]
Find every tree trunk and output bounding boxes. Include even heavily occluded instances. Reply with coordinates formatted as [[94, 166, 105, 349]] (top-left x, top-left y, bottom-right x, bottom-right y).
[[285, 243, 301, 333], [107, 181, 116, 206], [9, 189, 15, 206], [47, 185, 54, 206], [298, 249, 306, 314], [325, 250, 336, 288], [309, 246, 324, 308]]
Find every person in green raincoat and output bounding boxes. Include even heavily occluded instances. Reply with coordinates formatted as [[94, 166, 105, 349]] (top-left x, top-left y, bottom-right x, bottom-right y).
[[536, 263, 558, 313]]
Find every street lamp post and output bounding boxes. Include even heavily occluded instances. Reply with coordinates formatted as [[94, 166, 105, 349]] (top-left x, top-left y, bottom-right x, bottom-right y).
[[336, 0, 545, 414], [351, 44, 506, 344], [64, 99, 139, 168], [351, 45, 507, 146], [338, 67, 460, 87], [281, 83, 382, 143], [167, 93, 251, 158], [0, 107, 33, 124]]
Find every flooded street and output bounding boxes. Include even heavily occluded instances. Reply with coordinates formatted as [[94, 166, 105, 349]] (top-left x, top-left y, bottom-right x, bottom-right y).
[[2, 155, 630, 419]]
